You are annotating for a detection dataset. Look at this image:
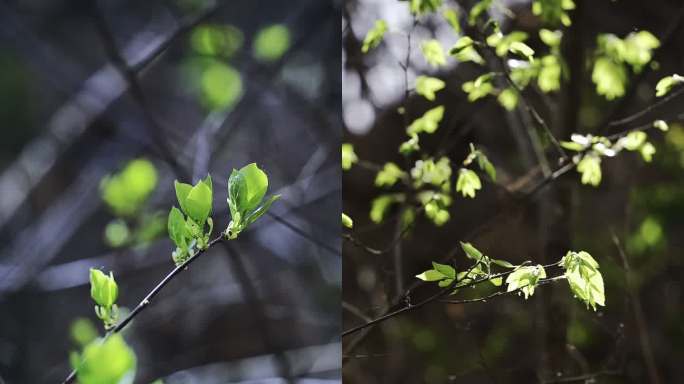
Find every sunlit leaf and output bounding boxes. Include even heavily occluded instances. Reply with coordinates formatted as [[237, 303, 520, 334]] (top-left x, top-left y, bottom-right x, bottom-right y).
[[362, 20, 388, 53]]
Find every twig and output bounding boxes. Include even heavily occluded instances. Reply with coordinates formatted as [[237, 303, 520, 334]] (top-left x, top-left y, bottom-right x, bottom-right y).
[[62, 235, 224, 384]]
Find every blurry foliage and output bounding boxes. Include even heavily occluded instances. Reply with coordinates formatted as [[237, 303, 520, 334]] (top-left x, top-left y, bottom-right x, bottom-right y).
[[70, 334, 136, 384], [252, 24, 291, 62]]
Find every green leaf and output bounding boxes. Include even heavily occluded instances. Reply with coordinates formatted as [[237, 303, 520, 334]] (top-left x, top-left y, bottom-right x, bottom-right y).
[[432, 261, 456, 279], [184, 179, 213, 224], [456, 168, 482, 198], [167, 207, 188, 249], [415, 76, 446, 101], [476, 152, 497, 181], [538, 55, 562, 92], [198, 61, 243, 111], [442, 8, 460, 33], [539, 29, 562, 47], [70, 318, 98, 347], [72, 334, 136, 384], [104, 219, 130, 248], [89, 269, 118, 309], [655, 74, 684, 97], [460, 242, 483, 261], [243, 194, 280, 228], [497, 88, 518, 111], [532, 0, 575, 27], [416, 269, 446, 282], [174, 181, 193, 216], [100, 159, 158, 217], [561, 251, 605, 310], [653, 120, 669, 132], [370, 194, 404, 223], [640, 142, 656, 162], [411, 157, 452, 189], [239, 163, 268, 211], [469, 0, 493, 26], [399, 134, 420, 155], [342, 143, 358, 170], [508, 41, 535, 62], [505, 264, 546, 299], [492, 259, 516, 268], [620, 131, 647, 151], [621, 31, 659, 71], [252, 24, 290, 62], [560, 141, 584, 151], [462, 74, 495, 102], [489, 276, 503, 286], [375, 162, 406, 187], [592, 57, 627, 100], [342, 213, 353, 229], [421, 40, 447, 67], [410, 0, 443, 14], [407, 106, 445, 135], [362, 20, 388, 53], [577, 155, 602, 187], [449, 36, 483, 64]]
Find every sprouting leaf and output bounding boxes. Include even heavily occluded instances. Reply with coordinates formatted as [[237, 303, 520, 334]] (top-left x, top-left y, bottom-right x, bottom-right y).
[[90, 269, 118, 309], [532, 0, 575, 27], [492, 259, 516, 268], [621, 31, 659, 71], [442, 8, 460, 33], [497, 87, 518, 111], [342, 213, 353, 229], [252, 24, 290, 62], [191, 24, 244, 58], [505, 264, 546, 299], [561, 251, 605, 310], [592, 57, 627, 100], [375, 162, 406, 187], [462, 74, 495, 102], [167, 206, 188, 250], [640, 142, 656, 162], [560, 141, 584, 151], [416, 261, 455, 282], [174, 181, 193, 217], [411, 157, 452, 188], [655, 74, 684, 97], [620, 131, 647, 151], [416, 269, 447, 282], [100, 159, 158, 217], [183, 177, 213, 224], [415, 76, 446, 101], [104, 220, 130, 248], [199, 61, 243, 111], [456, 168, 482, 198], [361, 20, 388, 53], [468, 0, 493, 26], [370, 194, 404, 223], [407, 106, 445, 135], [460, 241, 483, 261], [71, 334, 136, 384], [509, 41, 535, 62], [476, 151, 497, 181], [538, 55, 562, 92], [342, 143, 358, 170], [450, 36, 484, 64], [576, 154, 602, 187], [226, 163, 278, 239], [432, 261, 456, 279], [399, 134, 420, 155], [653, 120, 669, 132], [410, 0, 443, 15], [539, 29, 562, 47], [421, 40, 447, 67]]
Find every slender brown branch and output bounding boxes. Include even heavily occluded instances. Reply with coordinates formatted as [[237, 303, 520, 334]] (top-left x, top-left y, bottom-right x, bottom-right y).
[[62, 235, 224, 384]]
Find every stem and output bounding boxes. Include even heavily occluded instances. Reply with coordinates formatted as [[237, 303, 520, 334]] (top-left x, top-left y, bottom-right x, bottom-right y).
[[62, 235, 224, 384]]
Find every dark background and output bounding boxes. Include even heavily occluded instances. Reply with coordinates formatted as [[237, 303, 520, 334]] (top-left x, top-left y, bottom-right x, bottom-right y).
[[0, 0, 341, 383], [343, 0, 684, 383]]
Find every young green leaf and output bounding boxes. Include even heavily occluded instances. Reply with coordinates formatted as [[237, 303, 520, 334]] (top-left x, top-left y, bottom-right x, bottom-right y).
[[342, 213, 353, 229], [655, 74, 684, 97], [410, 0, 443, 14], [416, 269, 447, 282], [442, 8, 460, 33], [89, 269, 118, 309], [342, 143, 358, 170], [184, 179, 213, 224], [509, 41, 535, 62], [100, 158, 158, 217], [361, 20, 388, 53], [167, 206, 188, 250], [456, 168, 482, 198], [505, 264, 546, 299], [421, 40, 447, 67], [370, 194, 404, 223], [653, 120, 669, 132], [407, 106, 445, 135], [576, 155, 602, 187], [375, 162, 406, 187], [460, 241, 483, 261], [226, 164, 279, 239], [71, 334, 136, 384], [561, 251, 605, 310], [415, 76, 446, 101], [432, 261, 456, 279]]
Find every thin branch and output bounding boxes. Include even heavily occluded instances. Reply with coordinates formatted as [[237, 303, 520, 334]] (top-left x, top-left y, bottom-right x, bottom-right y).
[[541, 369, 621, 383], [62, 235, 224, 384], [607, 85, 684, 128]]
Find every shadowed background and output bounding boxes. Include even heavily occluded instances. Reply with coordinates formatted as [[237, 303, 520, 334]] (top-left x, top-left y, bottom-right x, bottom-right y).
[[0, 0, 341, 383], [343, 0, 684, 383]]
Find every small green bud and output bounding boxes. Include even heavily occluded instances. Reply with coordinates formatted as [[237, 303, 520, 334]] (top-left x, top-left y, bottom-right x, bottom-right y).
[[89, 269, 118, 308]]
